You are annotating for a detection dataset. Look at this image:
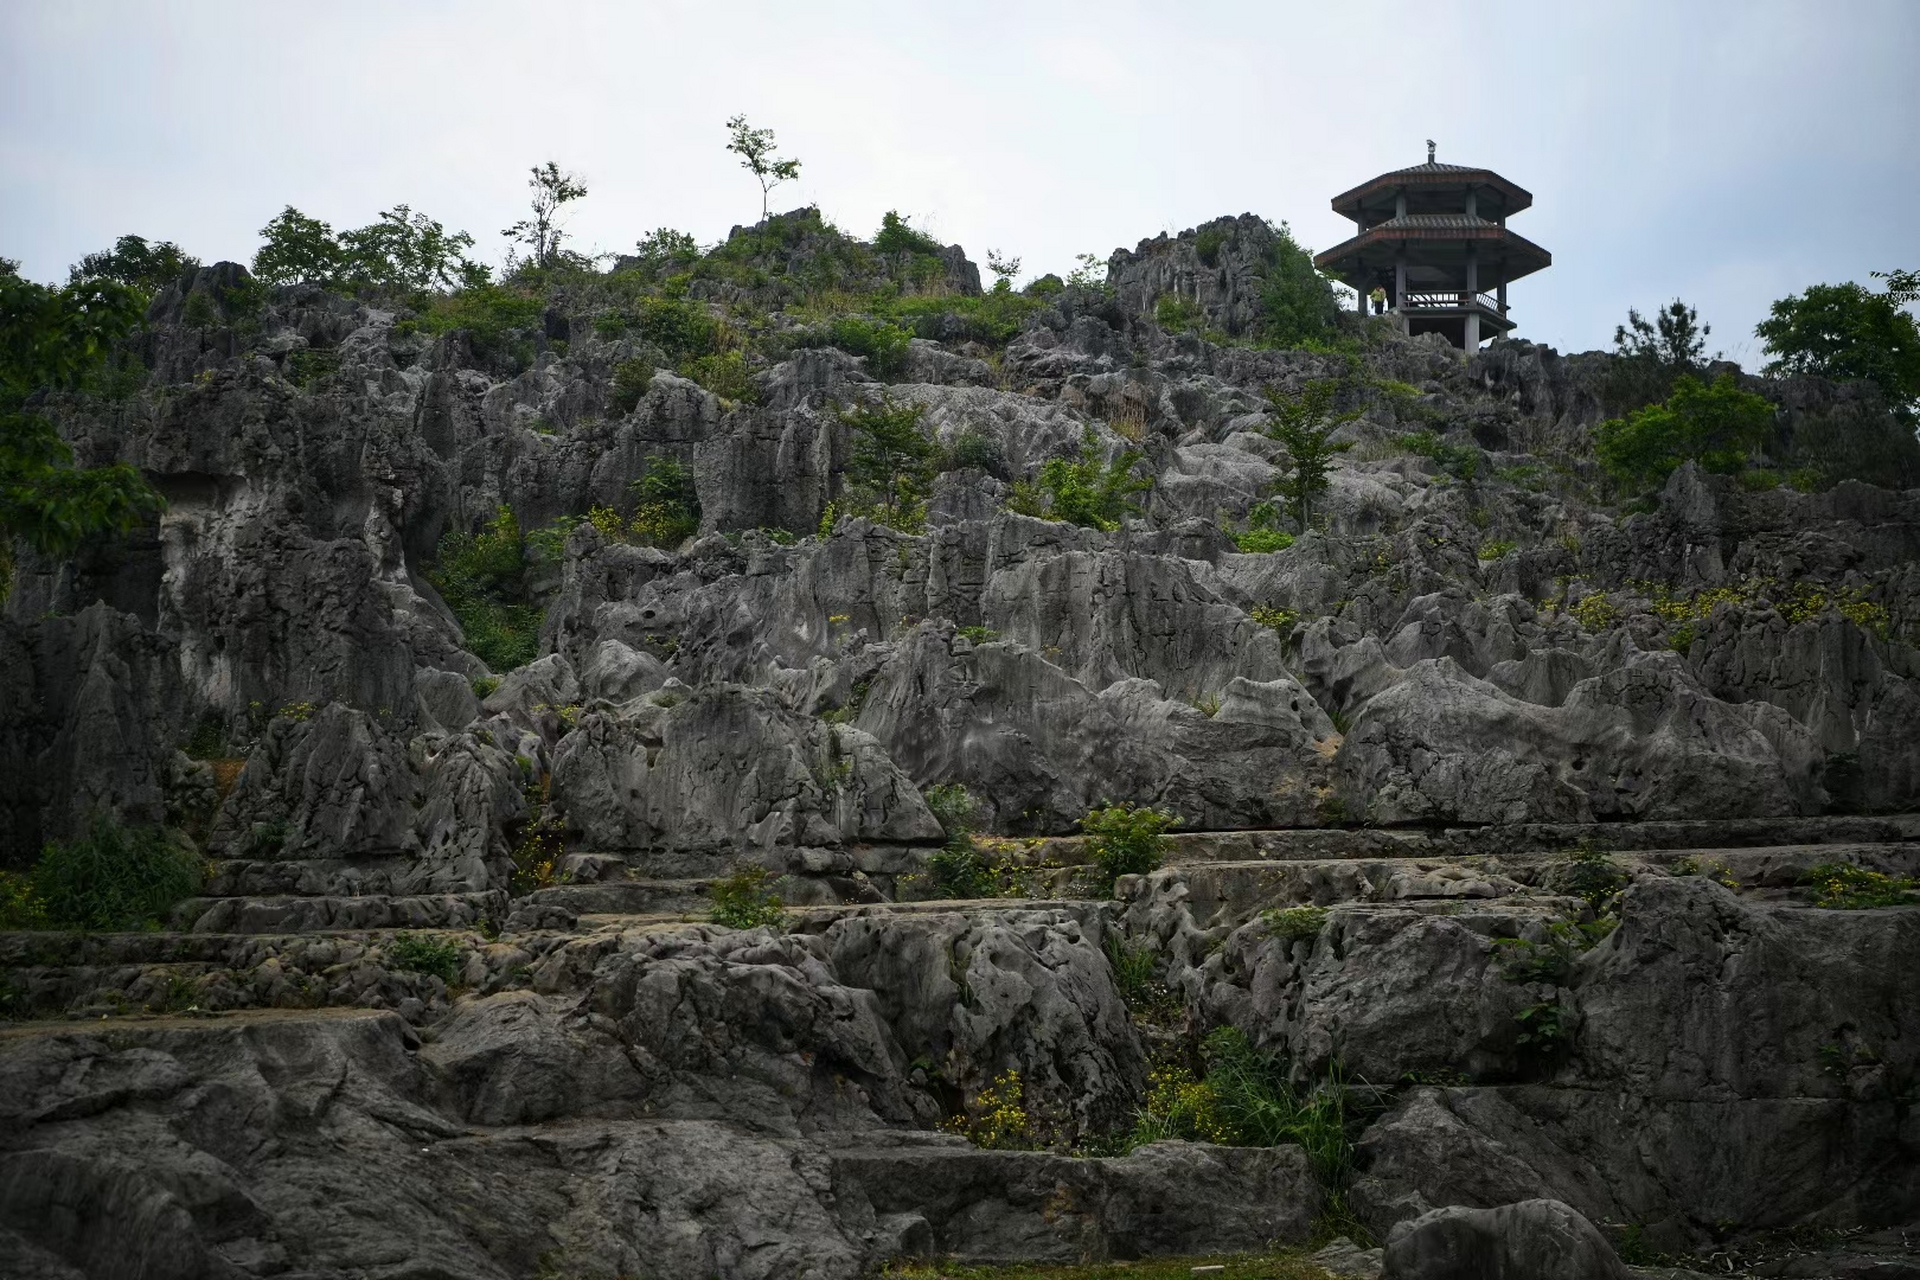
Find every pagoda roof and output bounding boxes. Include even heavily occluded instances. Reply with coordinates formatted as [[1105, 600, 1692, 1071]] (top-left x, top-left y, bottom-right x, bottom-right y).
[[1313, 216, 1552, 280], [1331, 163, 1533, 218]]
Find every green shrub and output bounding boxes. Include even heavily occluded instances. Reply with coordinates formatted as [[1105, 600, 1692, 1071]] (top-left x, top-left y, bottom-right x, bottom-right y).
[[1007, 427, 1151, 531], [1262, 905, 1329, 942], [956, 625, 998, 644], [1256, 222, 1340, 349], [1802, 862, 1917, 908], [682, 349, 757, 403], [387, 932, 461, 983], [1477, 539, 1517, 559], [1193, 227, 1229, 267], [1155, 293, 1207, 332], [874, 210, 944, 259], [946, 427, 1004, 473], [710, 865, 788, 929], [1250, 605, 1299, 635], [1399, 429, 1480, 483], [634, 295, 724, 361], [27, 816, 202, 931], [0, 871, 50, 929], [807, 316, 913, 377], [630, 453, 701, 547], [608, 357, 655, 414], [1593, 373, 1775, 490], [1236, 527, 1293, 554], [840, 396, 937, 533], [1080, 802, 1178, 893], [1266, 381, 1358, 527], [1558, 846, 1628, 914], [428, 506, 546, 672], [925, 783, 995, 898], [1131, 1028, 1373, 1203]]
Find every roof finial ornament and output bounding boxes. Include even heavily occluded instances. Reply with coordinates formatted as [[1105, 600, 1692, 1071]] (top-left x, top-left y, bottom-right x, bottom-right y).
[[1427, 139, 1436, 164]]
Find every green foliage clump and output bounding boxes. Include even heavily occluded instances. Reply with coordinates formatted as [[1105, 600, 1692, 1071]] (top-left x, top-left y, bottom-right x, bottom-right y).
[[428, 506, 547, 672], [1104, 934, 1160, 1008], [1080, 802, 1178, 894], [1757, 280, 1920, 416], [1155, 293, 1208, 333], [1007, 427, 1151, 530], [387, 932, 461, 983], [709, 865, 788, 930], [1231, 500, 1294, 552], [70, 234, 200, 294], [943, 1070, 1035, 1150], [608, 357, 655, 415], [1255, 222, 1340, 349], [629, 453, 701, 547], [1262, 905, 1329, 943], [839, 395, 937, 533], [1802, 862, 1917, 909], [799, 315, 913, 377], [925, 783, 995, 898], [1, 264, 165, 597], [18, 816, 202, 931], [874, 210, 945, 259], [1250, 605, 1299, 635], [413, 283, 544, 368], [1593, 373, 1776, 490], [633, 228, 701, 274], [1398, 429, 1480, 483], [1559, 845, 1628, 914], [1264, 380, 1358, 529], [635, 295, 725, 362], [253, 204, 485, 290], [682, 349, 758, 404], [1131, 1028, 1374, 1212], [1606, 299, 1712, 411]]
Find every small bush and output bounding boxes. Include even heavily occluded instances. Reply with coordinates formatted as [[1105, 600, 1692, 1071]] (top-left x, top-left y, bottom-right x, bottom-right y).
[[682, 349, 757, 404], [803, 316, 912, 377], [945, 428, 1003, 474], [1558, 846, 1628, 914], [943, 1069, 1034, 1150], [1007, 427, 1151, 531], [1234, 527, 1295, 554], [1250, 605, 1300, 635], [28, 816, 203, 931], [1262, 905, 1329, 942], [1155, 293, 1207, 332], [1567, 594, 1619, 632], [1080, 802, 1178, 893], [630, 453, 701, 547], [956, 624, 998, 645], [428, 507, 546, 672], [1477, 539, 1517, 560], [387, 932, 461, 983], [608, 357, 655, 414], [1802, 862, 1917, 908], [710, 865, 788, 929]]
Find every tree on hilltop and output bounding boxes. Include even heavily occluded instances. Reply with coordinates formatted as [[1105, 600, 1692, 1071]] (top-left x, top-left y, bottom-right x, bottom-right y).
[[725, 116, 801, 222], [502, 162, 588, 270]]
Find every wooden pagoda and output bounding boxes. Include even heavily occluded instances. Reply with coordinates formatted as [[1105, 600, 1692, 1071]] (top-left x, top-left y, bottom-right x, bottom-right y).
[[1313, 143, 1550, 350]]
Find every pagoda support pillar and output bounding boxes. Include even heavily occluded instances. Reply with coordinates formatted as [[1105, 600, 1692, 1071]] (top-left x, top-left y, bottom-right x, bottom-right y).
[[1464, 246, 1480, 350]]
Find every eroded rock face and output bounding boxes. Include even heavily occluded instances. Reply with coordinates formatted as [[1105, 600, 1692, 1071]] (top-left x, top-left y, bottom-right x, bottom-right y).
[[3, 219, 1919, 1276]]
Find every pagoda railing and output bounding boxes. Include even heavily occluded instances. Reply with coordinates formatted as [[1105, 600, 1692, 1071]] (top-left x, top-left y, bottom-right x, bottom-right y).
[[1399, 290, 1505, 313]]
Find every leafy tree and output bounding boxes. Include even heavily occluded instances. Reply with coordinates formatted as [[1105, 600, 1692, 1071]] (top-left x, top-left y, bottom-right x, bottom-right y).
[[1263, 379, 1357, 529], [1, 264, 164, 596], [252, 206, 347, 286], [635, 228, 699, 272], [69, 235, 200, 294], [985, 250, 1022, 290], [874, 211, 942, 258], [1593, 372, 1776, 490], [255, 204, 482, 290], [1615, 299, 1710, 370], [725, 115, 801, 221], [338, 205, 482, 290], [502, 162, 588, 270], [1080, 802, 1178, 894], [1009, 427, 1152, 531], [1756, 281, 1920, 416], [1257, 222, 1340, 348], [1872, 268, 1918, 306], [840, 396, 936, 531]]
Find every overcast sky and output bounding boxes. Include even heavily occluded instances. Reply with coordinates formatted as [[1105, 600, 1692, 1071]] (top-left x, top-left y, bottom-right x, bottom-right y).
[[4, 0, 1915, 359]]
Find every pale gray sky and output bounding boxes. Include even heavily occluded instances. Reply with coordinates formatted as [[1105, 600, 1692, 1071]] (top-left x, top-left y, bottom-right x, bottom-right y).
[[4, 0, 1915, 358]]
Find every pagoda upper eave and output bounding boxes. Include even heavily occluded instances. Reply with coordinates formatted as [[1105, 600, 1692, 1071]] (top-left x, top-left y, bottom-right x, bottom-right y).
[[1313, 222, 1552, 281]]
